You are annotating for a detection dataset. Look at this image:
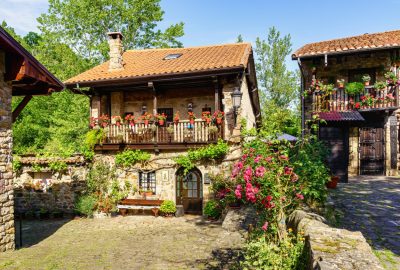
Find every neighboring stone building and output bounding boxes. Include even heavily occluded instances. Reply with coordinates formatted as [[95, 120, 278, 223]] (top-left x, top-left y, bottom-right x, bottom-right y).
[[293, 30, 400, 182], [0, 26, 63, 251], [65, 33, 261, 214]]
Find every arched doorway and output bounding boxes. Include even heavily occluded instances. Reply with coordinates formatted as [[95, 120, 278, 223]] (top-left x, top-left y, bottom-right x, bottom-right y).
[[176, 168, 203, 214]]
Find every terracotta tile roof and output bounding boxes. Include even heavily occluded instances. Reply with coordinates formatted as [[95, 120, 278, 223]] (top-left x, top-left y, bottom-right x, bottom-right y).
[[318, 111, 365, 122], [65, 43, 252, 85], [292, 30, 400, 59]]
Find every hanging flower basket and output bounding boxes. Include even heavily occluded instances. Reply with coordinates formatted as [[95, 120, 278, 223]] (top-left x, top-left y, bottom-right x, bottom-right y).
[[188, 112, 196, 125], [155, 113, 167, 126], [125, 114, 135, 126], [174, 112, 180, 125]]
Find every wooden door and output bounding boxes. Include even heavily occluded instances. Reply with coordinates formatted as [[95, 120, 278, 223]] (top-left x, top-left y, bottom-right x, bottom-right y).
[[319, 126, 349, 182], [176, 169, 203, 214], [359, 127, 384, 175]]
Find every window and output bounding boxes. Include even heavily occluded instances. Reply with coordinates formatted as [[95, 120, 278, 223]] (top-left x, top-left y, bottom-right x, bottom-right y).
[[163, 53, 182, 60], [139, 171, 156, 193], [202, 107, 212, 113]]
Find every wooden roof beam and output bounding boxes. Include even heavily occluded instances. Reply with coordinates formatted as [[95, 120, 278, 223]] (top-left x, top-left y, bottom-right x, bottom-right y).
[[12, 95, 32, 122]]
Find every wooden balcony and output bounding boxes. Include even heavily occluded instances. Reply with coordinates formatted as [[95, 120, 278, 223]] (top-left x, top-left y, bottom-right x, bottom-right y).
[[311, 85, 399, 112], [94, 120, 224, 150]]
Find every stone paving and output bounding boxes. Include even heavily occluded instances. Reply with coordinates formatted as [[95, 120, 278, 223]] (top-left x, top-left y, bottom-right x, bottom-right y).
[[330, 176, 400, 270], [0, 215, 244, 270]]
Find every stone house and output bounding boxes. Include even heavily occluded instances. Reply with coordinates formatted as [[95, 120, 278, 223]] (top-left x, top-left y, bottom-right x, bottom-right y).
[[293, 30, 400, 182], [0, 26, 63, 251], [65, 32, 261, 214]]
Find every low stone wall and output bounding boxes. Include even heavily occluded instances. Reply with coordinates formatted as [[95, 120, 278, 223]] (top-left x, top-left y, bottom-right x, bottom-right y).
[[287, 210, 384, 270], [13, 156, 88, 215]]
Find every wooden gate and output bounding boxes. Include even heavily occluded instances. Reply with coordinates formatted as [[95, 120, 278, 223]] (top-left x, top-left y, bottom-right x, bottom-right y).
[[359, 127, 384, 175], [319, 126, 349, 182]]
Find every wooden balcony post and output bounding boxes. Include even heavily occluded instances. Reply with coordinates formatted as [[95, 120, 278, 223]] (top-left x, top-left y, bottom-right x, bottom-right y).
[[148, 81, 157, 115], [213, 77, 220, 111]]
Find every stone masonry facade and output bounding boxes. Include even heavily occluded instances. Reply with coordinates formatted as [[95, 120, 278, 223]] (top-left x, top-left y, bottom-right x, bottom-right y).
[[0, 50, 15, 252], [301, 51, 400, 176]]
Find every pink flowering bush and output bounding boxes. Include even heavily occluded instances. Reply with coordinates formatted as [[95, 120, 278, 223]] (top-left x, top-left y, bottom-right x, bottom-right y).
[[230, 138, 329, 242]]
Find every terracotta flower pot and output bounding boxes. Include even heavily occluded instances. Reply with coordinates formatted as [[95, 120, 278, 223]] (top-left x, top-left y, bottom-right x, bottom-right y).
[[144, 120, 149, 125], [364, 81, 370, 86], [338, 83, 344, 88], [158, 120, 164, 126], [190, 119, 195, 125], [326, 176, 339, 189], [216, 118, 222, 125]]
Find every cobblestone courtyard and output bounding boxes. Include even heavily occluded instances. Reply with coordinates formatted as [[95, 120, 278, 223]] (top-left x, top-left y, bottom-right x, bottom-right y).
[[0, 216, 244, 270], [330, 176, 400, 270]]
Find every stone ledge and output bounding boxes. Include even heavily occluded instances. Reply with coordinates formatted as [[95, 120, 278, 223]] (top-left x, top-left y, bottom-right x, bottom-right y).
[[287, 210, 384, 270]]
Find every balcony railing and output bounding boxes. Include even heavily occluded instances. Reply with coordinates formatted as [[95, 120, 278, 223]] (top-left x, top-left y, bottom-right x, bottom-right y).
[[312, 85, 399, 112], [101, 120, 223, 145]]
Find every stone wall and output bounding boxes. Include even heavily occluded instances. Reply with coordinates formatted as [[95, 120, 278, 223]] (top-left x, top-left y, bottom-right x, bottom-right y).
[[13, 156, 88, 215], [94, 144, 242, 207], [0, 50, 14, 252], [287, 210, 384, 270]]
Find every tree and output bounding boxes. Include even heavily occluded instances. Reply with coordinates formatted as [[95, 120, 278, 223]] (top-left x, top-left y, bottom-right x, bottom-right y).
[[255, 27, 298, 109], [37, 0, 185, 64], [236, 34, 243, 43], [255, 27, 300, 137]]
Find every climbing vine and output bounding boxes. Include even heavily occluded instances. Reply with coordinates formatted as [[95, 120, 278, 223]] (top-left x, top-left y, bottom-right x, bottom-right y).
[[115, 150, 151, 167], [175, 139, 229, 174]]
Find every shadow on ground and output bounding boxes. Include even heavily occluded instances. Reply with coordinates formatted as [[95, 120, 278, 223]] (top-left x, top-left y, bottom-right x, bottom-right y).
[[192, 248, 243, 270], [330, 176, 400, 267], [14, 218, 72, 248]]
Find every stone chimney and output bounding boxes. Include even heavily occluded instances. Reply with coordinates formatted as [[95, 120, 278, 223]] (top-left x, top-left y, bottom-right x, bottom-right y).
[[107, 32, 124, 71]]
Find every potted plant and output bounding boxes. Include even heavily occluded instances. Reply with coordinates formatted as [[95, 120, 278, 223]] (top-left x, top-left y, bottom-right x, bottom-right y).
[[141, 189, 153, 197], [362, 74, 371, 86], [141, 112, 153, 125], [155, 113, 167, 126], [345, 82, 364, 96], [125, 114, 135, 126], [112, 115, 123, 126], [166, 125, 174, 134], [208, 125, 219, 135], [173, 112, 180, 124], [384, 71, 397, 85], [386, 93, 395, 106], [188, 112, 196, 125], [201, 111, 212, 124], [203, 200, 222, 220], [98, 114, 110, 128], [326, 176, 339, 189], [337, 79, 345, 88], [374, 81, 388, 91], [160, 200, 176, 217], [213, 110, 225, 125]]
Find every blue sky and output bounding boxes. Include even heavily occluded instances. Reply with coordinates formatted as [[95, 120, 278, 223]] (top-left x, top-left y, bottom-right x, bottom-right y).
[[2, 0, 400, 70]]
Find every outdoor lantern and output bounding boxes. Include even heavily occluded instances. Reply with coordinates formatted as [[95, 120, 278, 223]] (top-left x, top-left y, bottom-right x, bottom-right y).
[[231, 87, 242, 110], [231, 87, 243, 125], [141, 105, 147, 115], [187, 102, 193, 112]]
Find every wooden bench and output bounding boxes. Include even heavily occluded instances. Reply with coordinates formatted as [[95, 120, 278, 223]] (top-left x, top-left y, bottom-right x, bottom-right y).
[[117, 199, 164, 217]]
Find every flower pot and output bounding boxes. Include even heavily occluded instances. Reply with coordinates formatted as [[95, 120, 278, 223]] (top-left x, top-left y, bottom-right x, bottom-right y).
[[189, 119, 195, 125], [144, 120, 149, 125], [206, 118, 211, 124], [364, 81, 370, 86], [143, 191, 153, 197], [338, 83, 344, 88], [216, 118, 222, 125], [158, 120, 164, 126], [326, 176, 339, 189]]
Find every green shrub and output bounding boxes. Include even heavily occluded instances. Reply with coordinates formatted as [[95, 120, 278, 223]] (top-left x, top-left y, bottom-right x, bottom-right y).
[[241, 232, 307, 270], [12, 156, 22, 173], [115, 150, 151, 167], [75, 195, 97, 217], [160, 200, 176, 215], [204, 200, 222, 219], [48, 160, 68, 173], [85, 128, 105, 149], [345, 82, 364, 95]]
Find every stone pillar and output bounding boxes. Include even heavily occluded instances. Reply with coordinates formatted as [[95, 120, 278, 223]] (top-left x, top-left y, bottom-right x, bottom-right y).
[[110, 91, 124, 122], [0, 50, 15, 252], [348, 127, 359, 176]]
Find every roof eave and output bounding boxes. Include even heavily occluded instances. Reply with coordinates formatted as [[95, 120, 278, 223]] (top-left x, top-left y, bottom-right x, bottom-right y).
[[65, 66, 246, 88], [292, 45, 400, 60]]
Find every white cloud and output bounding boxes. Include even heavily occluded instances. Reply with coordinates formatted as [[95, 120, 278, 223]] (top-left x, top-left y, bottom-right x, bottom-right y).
[[0, 0, 49, 35]]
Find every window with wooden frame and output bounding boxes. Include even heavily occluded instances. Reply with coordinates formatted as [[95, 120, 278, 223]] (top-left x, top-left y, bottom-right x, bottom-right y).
[[139, 171, 156, 193]]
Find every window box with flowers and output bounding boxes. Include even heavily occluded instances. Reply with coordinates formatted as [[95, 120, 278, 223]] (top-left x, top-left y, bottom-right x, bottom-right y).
[[155, 113, 167, 126], [141, 112, 153, 125], [201, 111, 212, 124], [98, 114, 110, 128], [125, 114, 135, 126], [187, 112, 196, 125], [213, 110, 225, 125]]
